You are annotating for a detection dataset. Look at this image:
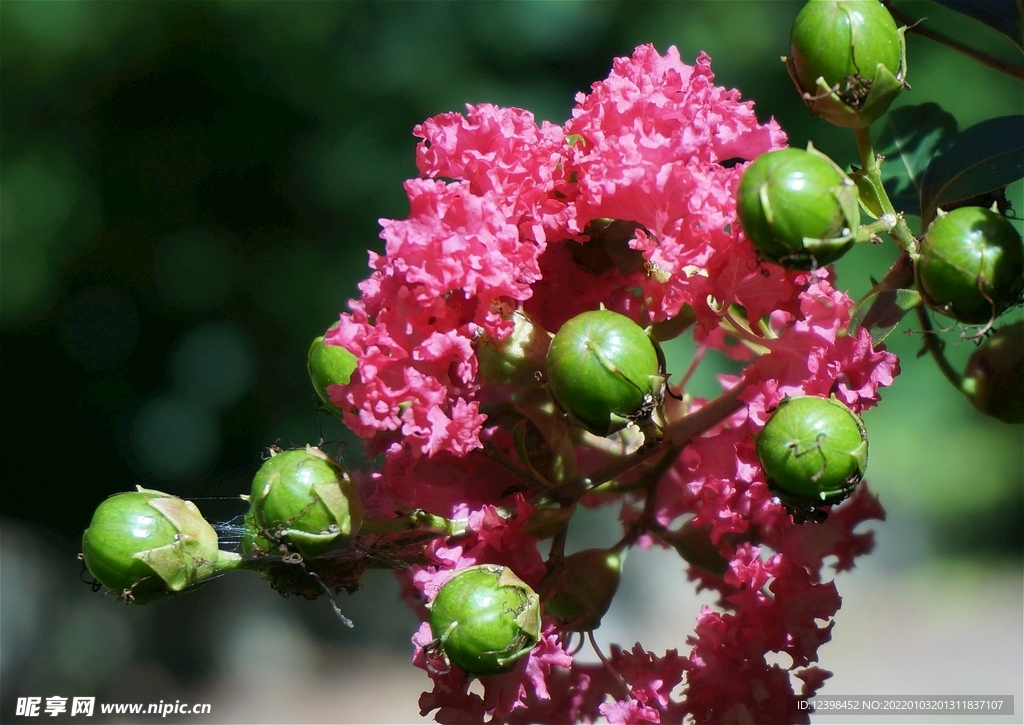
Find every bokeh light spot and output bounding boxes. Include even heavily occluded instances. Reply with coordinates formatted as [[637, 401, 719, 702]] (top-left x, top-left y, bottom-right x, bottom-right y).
[[131, 395, 219, 481], [171, 321, 257, 411], [0, 149, 98, 323]]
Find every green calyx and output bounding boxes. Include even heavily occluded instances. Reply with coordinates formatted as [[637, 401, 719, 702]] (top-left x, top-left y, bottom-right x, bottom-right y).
[[756, 395, 868, 519], [546, 309, 662, 436], [539, 546, 626, 632], [916, 206, 1024, 325], [428, 564, 542, 677], [308, 327, 357, 416], [737, 145, 860, 269], [82, 487, 240, 603], [477, 310, 551, 387], [785, 0, 907, 128], [244, 446, 363, 558], [962, 322, 1024, 424]]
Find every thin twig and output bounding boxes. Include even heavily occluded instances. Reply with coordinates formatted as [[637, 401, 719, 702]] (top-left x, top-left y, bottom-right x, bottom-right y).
[[915, 305, 966, 392]]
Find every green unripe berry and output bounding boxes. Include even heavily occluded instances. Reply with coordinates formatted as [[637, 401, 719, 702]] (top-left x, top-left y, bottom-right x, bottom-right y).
[[916, 207, 1024, 324], [539, 547, 625, 632], [82, 487, 237, 603], [245, 446, 363, 558], [962, 322, 1024, 424], [786, 0, 906, 128], [308, 328, 357, 415], [428, 565, 541, 677], [738, 147, 860, 269], [546, 309, 661, 436], [476, 311, 550, 386], [756, 396, 867, 516], [658, 520, 729, 577]]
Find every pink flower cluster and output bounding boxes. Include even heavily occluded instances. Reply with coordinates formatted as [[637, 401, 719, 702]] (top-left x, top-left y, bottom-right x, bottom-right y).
[[326, 45, 897, 724]]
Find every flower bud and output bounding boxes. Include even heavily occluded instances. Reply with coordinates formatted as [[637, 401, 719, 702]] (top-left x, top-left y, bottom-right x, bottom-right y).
[[658, 520, 729, 577], [539, 546, 626, 632], [546, 309, 662, 436], [82, 487, 239, 603], [521, 506, 575, 540], [308, 328, 357, 415], [785, 0, 907, 128], [756, 396, 868, 519], [737, 146, 860, 269], [244, 446, 363, 558], [962, 322, 1024, 424], [476, 310, 550, 386], [428, 564, 542, 677], [916, 206, 1024, 324]]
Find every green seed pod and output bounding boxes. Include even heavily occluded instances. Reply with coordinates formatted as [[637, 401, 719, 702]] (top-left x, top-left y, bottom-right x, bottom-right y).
[[785, 0, 907, 128], [658, 520, 729, 578], [962, 322, 1024, 424], [737, 146, 860, 269], [539, 547, 626, 632], [916, 207, 1024, 324], [428, 564, 541, 677], [245, 446, 363, 558], [82, 487, 239, 603], [756, 396, 868, 516], [308, 328, 357, 415], [521, 506, 575, 540], [476, 310, 551, 386], [546, 309, 662, 436]]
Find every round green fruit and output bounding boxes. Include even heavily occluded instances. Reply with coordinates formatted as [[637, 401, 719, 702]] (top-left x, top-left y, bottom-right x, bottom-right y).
[[546, 309, 661, 436], [245, 446, 363, 557], [308, 329, 357, 415], [428, 564, 541, 677], [963, 322, 1024, 424], [476, 311, 550, 386], [756, 396, 867, 510], [788, 0, 905, 127], [917, 207, 1024, 324], [539, 547, 625, 632], [738, 147, 859, 269], [82, 488, 228, 603]]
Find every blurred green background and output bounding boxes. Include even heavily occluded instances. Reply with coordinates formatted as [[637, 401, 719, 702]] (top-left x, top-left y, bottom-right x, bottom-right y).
[[1, 2, 1021, 723]]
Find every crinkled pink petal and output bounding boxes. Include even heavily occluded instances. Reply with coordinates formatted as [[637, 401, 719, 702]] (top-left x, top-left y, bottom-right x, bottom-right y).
[[566, 45, 787, 323], [599, 699, 661, 725]]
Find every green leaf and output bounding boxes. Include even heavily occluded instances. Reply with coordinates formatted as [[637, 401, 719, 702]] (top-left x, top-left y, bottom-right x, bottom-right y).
[[920, 115, 1024, 225], [848, 287, 922, 344], [929, 0, 1023, 49], [876, 103, 958, 217]]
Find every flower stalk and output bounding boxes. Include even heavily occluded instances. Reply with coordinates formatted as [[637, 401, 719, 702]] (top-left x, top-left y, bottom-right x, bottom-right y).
[[853, 126, 919, 253]]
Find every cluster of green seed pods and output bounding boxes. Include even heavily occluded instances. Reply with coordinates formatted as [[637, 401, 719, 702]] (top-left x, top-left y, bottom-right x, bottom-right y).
[[79, 0, 1019, 679], [81, 446, 364, 603]]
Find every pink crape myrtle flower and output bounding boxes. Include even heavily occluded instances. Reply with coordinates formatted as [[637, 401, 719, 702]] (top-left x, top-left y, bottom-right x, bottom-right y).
[[563, 45, 792, 328], [324, 44, 897, 724]]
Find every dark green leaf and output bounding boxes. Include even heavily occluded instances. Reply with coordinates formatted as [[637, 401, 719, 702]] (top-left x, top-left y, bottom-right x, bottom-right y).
[[920, 115, 1024, 224], [848, 288, 922, 344], [929, 0, 1023, 48], [876, 103, 958, 217]]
